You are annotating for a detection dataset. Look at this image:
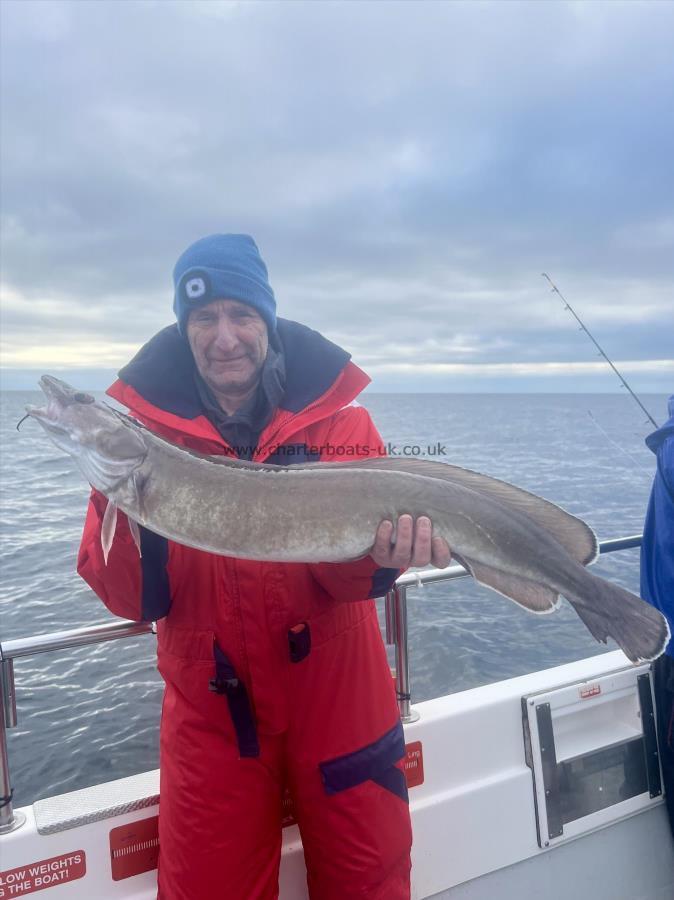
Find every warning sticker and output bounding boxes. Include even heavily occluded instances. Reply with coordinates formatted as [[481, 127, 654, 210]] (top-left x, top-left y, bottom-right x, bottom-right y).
[[110, 817, 159, 881], [580, 683, 601, 699], [0, 852, 86, 897], [404, 742, 424, 788]]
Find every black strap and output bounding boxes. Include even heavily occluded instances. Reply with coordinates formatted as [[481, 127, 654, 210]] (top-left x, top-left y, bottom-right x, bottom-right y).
[[0, 789, 13, 809], [209, 644, 259, 758], [372, 765, 409, 803], [319, 720, 408, 803]]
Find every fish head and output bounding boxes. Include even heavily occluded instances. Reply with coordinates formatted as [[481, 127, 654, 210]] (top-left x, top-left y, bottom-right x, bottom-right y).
[[25, 375, 148, 492]]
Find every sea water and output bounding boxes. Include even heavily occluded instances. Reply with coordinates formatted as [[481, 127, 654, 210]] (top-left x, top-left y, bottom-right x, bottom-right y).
[[0, 390, 667, 806]]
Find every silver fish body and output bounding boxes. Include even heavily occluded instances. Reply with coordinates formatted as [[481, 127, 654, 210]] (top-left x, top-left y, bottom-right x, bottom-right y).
[[26, 375, 670, 664]]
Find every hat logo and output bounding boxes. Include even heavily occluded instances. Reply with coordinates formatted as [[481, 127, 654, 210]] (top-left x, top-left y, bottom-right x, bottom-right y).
[[185, 276, 207, 300]]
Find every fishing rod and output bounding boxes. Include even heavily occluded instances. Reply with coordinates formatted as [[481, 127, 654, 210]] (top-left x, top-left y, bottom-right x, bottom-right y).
[[541, 272, 659, 429]]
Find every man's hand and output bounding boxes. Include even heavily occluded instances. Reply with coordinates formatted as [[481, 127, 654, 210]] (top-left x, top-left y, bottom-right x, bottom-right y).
[[370, 515, 452, 569]]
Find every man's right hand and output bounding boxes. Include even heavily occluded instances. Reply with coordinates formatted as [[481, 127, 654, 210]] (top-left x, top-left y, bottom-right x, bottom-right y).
[[370, 514, 452, 570]]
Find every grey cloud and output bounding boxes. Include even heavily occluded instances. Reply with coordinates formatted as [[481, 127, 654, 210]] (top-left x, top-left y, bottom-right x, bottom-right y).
[[0, 0, 673, 385]]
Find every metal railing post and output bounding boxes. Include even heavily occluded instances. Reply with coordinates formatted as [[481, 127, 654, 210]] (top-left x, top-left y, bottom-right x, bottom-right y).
[[391, 585, 420, 723], [385, 588, 396, 645], [0, 652, 24, 833], [2, 657, 17, 729]]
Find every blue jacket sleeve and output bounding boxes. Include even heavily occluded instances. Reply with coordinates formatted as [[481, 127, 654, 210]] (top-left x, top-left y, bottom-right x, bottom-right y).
[[641, 429, 674, 655]]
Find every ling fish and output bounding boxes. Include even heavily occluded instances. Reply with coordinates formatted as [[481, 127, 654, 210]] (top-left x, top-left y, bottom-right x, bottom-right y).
[[25, 375, 670, 664]]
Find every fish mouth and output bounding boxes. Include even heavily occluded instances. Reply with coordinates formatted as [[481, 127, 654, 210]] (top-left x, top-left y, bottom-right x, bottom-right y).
[[24, 376, 76, 433], [38, 374, 74, 403]]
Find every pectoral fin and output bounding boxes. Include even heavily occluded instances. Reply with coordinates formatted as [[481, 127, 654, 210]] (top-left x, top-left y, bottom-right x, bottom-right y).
[[101, 500, 118, 566], [455, 553, 560, 614], [128, 517, 142, 558]]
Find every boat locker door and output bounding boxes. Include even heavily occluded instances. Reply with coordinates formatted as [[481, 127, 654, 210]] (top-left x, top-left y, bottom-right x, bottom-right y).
[[522, 663, 663, 848]]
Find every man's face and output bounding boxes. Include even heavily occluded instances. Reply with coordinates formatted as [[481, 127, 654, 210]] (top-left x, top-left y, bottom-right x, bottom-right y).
[[186, 299, 269, 398]]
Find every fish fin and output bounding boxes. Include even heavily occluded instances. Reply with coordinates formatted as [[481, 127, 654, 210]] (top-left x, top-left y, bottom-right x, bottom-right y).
[[342, 458, 598, 567], [128, 517, 142, 558], [568, 602, 610, 645], [101, 500, 118, 566], [566, 574, 671, 664], [456, 553, 561, 614], [131, 471, 146, 520]]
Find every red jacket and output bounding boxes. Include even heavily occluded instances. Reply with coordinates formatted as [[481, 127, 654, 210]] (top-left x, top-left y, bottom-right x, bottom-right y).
[[77, 320, 399, 735]]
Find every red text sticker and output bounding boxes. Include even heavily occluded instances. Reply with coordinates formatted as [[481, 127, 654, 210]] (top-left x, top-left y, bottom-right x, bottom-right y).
[[580, 684, 602, 700], [109, 817, 159, 881], [404, 742, 424, 788], [0, 852, 86, 897]]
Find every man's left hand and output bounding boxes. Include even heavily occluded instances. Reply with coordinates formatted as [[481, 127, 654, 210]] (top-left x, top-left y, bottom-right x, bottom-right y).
[[370, 515, 452, 569]]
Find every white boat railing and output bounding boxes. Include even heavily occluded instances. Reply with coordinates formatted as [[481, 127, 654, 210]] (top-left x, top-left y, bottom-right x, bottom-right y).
[[0, 534, 644, 834]]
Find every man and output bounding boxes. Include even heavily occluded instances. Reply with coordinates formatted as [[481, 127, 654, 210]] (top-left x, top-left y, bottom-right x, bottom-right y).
[[641, 395, 674, 839], [78, 234, 451, 900]]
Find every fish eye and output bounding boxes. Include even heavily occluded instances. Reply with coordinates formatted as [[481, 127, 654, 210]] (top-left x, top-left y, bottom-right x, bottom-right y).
[[73, 392, 95, 404]]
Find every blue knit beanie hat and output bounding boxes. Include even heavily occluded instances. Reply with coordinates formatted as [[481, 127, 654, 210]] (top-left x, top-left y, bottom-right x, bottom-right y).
[[173, 234, 276, 334]]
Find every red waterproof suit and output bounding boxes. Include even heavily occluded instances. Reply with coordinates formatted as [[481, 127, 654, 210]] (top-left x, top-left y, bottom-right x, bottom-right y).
[[78, 321, 412, 900]]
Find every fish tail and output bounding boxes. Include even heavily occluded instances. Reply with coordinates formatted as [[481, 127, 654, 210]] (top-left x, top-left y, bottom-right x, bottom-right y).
[[568, 573, 670, 664]]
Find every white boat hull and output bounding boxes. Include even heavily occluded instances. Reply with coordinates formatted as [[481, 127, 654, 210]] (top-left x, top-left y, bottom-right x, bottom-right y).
[[2, 650, 673, 899]]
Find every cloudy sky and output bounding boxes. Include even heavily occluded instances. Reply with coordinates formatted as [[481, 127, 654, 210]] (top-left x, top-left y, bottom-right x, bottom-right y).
[[1, 0, 672, 392]]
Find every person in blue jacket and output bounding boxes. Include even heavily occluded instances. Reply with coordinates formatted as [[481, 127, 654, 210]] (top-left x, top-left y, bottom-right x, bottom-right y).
[[641, 395, 674, 837]]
